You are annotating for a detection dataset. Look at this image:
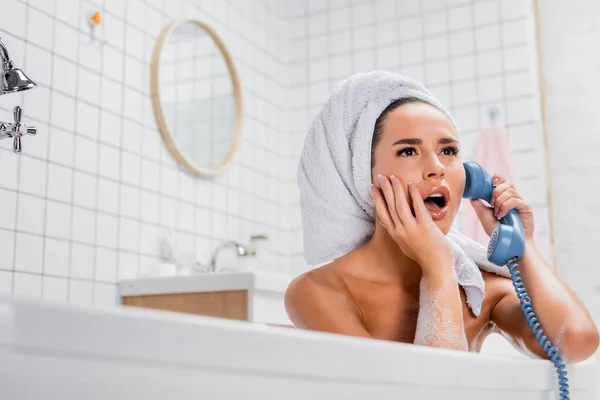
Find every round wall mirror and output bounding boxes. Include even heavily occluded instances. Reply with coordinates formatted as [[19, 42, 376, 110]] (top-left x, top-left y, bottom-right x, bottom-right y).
[[151, 18, 243, 176]]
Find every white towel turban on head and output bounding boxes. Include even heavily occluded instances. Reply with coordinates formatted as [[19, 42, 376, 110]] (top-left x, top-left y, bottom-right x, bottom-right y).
[[297, 70, 510, 317]]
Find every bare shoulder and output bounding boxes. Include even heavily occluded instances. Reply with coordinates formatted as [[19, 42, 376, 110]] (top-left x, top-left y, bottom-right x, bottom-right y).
[[284, 259, 370, 337], [284, 261, 352, 315]]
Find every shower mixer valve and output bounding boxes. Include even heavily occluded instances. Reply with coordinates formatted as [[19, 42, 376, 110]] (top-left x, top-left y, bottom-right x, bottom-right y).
[[0, 106, 37, 153], [0, 36, 38, 154]]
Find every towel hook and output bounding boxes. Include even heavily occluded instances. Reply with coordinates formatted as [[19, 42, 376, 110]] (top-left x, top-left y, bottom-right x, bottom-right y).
[[488, 106, 500, 125]]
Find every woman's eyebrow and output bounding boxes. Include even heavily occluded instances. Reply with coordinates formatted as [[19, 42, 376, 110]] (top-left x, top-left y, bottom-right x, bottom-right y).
[[390, 137, 457, 146], [439, 137, 458, 144], [391, 138, 421, 146]]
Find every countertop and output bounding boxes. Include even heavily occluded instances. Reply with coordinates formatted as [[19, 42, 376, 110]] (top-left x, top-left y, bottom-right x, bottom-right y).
[[118, 271, 296, 297]]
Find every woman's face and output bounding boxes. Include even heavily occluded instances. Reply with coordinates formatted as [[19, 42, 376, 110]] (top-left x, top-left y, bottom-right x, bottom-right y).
[[371, 102, 465, 234]]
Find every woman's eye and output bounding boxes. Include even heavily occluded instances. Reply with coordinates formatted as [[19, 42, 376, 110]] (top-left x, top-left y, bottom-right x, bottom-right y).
[[397, 147, 416, 157], [441, 146, 459, 156]]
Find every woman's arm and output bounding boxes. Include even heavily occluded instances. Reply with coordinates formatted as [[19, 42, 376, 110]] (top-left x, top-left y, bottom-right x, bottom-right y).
[[490, 240, 599, 363], [414, 261, 469, 351], [372, 175, 469, 351], [284, 273, 372, 338]]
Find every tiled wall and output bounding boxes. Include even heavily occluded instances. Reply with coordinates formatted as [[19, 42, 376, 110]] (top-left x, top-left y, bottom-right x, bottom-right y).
[[285, 0, 552, 273], [0, 0, 558, 306], [0, 0, 291, 304]]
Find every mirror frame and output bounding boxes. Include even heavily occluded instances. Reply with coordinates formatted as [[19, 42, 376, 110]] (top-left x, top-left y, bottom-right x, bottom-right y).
[[151, 18, 244, 176]]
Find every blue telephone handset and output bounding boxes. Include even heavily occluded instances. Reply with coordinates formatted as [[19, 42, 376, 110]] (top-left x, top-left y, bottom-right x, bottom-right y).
[[462, 161, 526, 265], [462, 161, 569, 400]]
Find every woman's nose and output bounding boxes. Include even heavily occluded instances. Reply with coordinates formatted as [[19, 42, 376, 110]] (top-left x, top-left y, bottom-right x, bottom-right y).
[[423, 155, 445, 180]]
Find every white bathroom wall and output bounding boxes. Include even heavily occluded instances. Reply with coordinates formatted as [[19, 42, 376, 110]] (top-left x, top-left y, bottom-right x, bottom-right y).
[[284, 0, 552, 273], [0, 0, 291, 304], [536, 0, 600, 327]]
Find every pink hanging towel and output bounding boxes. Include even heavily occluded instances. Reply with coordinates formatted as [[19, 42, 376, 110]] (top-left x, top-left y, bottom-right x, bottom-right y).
[[462, 125, 519, 246]]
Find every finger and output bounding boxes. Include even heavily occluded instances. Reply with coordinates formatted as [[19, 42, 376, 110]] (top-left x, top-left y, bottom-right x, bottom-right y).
[[490, 181, 515, 207], [492, 174, 506, 186], [493, 188, 520, 216], [378, 174, 403, 228], [496, 197, 528, 219], [371, 184, 395, 231], [407, 182, 431, 223], [390, 175, 414, 226], [470, 199, 499, 236]]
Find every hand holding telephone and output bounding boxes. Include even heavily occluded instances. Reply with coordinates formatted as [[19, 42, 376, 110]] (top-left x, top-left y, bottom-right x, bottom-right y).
[[462, 160, 569, 400], [462, 160, 526, 266]]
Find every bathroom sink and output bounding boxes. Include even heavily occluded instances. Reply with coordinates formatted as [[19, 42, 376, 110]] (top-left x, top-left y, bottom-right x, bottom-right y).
[[117, 271, 296, 326]]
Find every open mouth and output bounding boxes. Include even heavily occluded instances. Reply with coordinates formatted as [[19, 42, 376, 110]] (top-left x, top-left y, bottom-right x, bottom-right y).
[[420, 187, 450, 221], [424, 193, 447, 210]]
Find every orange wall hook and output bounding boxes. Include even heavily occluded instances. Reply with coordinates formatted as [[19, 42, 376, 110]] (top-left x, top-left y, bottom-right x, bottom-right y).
[[90, 11, 102, 25]]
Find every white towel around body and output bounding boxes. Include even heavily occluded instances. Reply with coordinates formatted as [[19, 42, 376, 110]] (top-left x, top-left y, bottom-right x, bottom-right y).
[[297, 70, 510, 317]]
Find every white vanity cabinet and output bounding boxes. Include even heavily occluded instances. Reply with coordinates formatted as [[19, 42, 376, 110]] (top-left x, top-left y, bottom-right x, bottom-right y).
[[118, 271, 294, 327]]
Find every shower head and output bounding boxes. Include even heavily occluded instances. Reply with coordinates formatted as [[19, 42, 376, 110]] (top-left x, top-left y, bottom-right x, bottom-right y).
[[0, 37, 37, 95]]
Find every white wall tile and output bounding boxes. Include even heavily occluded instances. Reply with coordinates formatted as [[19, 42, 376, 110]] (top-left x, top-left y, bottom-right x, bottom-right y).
[[2, 0, 27, 33], [0, 230, 15, 271], [51, 91, 76, 132], [45, 200, 71, 239], [42, 276, 69, 302], [72, 207, 96, 245], [14, 232, 43, 274], [98, 144, 121, 180], [94, 282, 117, 306], [119, 217, 139, 252], [47, 163, 73, 203], [43, 237, 70, 277], [399, 0, 420, 17], [97, 178, 119, 214], [477, 50, 503, 76], [502, 19, 527, 47], [19, 156, 47, 197], [474, 1, 499, 26], [451, 55, 476, 81], [13, 272, 42, 299], [74, 136, 98, 174], [17, 193, 45, 235], [27, 7, 53, 49], [118, 251, 138, 280], [475, 24, 501, 51], [69, 279, 94, 304], [0, 189, 17, 230], [0, 150, 20, 190], [70, 242, 94, 280], [423, 12, 445, 36], [478, 75, 504, 102], [449, 5, 473, 31], [54, 23, 79, 63], [25, 45, 52, 87], [449, 30, 474, 56], [48, 128, 74, 167], [95, 248, 118, 283], [78, 68, 101, 104], [73, 171, 97, 209], [0, 270, 13, 295], [52, 57, 77, 97], [400, 15, 423, 41]]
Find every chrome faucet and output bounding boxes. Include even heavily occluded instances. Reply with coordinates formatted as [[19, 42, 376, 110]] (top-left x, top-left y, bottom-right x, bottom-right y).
[[0, 37, 38, 153], [197, 241, 250, 273]]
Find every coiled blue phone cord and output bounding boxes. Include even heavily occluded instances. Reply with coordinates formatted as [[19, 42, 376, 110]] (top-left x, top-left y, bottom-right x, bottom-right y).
[[507, 257, 569, 399]]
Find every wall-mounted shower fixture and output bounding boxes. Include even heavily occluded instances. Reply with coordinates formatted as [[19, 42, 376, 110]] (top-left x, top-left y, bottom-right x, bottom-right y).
[[0, 36, 38, 153]]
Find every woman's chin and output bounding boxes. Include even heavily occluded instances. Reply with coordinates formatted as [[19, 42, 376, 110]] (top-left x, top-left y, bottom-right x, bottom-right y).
[[430, 211, 455, 235]]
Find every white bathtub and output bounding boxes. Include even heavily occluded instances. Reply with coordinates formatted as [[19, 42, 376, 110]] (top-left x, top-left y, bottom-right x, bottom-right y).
[[0, 297, 597, 400]]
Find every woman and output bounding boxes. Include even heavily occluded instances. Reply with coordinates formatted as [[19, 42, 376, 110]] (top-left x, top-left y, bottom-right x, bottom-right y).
[[285, 71, 599, 363]]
